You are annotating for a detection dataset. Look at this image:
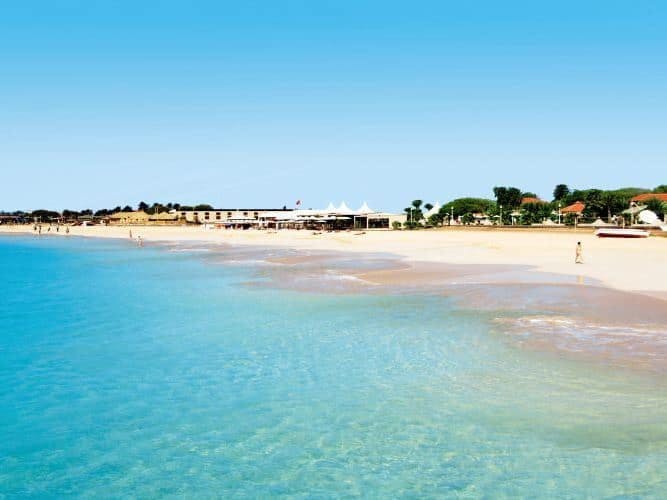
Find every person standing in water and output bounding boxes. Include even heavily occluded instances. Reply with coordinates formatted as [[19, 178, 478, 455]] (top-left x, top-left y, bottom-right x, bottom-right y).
[[575, 241, 583, 264]]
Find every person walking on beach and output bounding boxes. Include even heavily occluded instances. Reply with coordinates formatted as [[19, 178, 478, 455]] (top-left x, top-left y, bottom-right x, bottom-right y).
[[575, 242, 583, 264], [129, 229, 133, 239]]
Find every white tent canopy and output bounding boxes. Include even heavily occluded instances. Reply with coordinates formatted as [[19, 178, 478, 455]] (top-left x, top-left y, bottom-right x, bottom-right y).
[[639, 210, 659, 224], [337, 201, 355, 214], [357, 202, 373, 214], [325, 202, 336, 212]]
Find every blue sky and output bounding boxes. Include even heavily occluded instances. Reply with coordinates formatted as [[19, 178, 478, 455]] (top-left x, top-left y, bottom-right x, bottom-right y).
[[1, 1, 665, 211]]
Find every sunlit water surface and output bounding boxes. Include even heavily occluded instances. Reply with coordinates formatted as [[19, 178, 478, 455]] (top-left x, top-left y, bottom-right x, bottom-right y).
[[1, 236, 667, 497]]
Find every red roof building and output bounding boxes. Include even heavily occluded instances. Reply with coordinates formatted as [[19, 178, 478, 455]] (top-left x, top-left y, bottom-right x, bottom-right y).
[[520, 197, 544, 205], [560, 201, 585, 214], [630, 193, 667, 204]]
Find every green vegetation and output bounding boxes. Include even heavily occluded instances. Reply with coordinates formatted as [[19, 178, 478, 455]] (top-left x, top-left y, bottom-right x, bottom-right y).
[[520, 202, 553, 225], [13, 201, 218, 222], [493, 187, 522, 211], [553, 184, 570, 201], [645, 198, 667, 218], [402, 182, 666, 229], [402, 200, 424, 229], [560, 187, 647, 219], [30, 209, 60, 221]]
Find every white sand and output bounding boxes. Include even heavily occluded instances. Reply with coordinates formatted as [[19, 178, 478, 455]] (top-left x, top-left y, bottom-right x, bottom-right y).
[[2, 224, 667, 298]]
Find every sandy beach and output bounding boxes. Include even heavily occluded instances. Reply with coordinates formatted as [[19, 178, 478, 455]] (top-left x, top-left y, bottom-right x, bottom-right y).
[[2, 224, 666, 300]]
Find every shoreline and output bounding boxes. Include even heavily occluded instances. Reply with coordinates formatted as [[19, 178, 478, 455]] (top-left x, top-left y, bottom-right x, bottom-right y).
[[4, 225, 667, 373], [2, 224, 667, 300]]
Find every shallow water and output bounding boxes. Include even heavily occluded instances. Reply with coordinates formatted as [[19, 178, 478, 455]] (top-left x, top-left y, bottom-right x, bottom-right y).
[[1, 235, 667, 497]]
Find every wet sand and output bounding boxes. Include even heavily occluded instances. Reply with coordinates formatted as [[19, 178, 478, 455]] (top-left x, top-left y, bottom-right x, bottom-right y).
[[180, 241, 667, 374], [3, 226, 667, 373], [2, 224, 667, 297]]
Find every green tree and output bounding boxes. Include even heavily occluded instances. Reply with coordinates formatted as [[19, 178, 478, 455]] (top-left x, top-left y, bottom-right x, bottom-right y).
[[193, 204, 215, 211], [441, 198, 495, 219], [645, 198, 666, 218], [149, 203, 166, 215], [493, 187, 522, 210], [403, 207, 420, 228], [440, 198, 496, 225], [653, 185, 667, 193], [600, 192, 624, 221], [427, 213, 444, 227], [553, 184, 570, 201], [461, 213, 475, 225], [404, 200, 424, 224], [138, 201, 149, 211], [31, 209, 61, 221], [580, 189, 604, 219], [521, 202, 554, 224]]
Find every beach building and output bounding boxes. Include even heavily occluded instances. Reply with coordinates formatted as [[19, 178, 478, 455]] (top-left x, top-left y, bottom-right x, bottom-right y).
[[520, 197, 546, 205], [148, 212, 180, 224], [105, 204, 406, 229], [179, 208, 293, 226], [623, 194, 667, 225], [260, 202, 406, 230], [560, 201, 585, 225], [472, 213, 493, 225], [630, 193, 667, 205], [560, 201, 585, 215], [0, 214, 25, 224], [108, 210, 150, 225], [185, 202, 406, 230]]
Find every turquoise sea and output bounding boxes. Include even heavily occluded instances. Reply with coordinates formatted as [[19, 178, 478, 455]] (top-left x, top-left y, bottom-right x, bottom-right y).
[[2, 235, 667, 497]]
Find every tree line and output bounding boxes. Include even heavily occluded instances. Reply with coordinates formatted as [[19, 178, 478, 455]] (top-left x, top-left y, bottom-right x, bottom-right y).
[[402, 184, 667, 228], [0, 202, 217, 221]]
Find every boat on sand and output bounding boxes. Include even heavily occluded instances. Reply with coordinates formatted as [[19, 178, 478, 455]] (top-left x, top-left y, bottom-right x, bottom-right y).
[[595, 228, 650, 238]]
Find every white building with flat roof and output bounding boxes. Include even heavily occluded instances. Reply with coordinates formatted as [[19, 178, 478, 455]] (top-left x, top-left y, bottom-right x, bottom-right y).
[[179, 203, 406, 230]]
